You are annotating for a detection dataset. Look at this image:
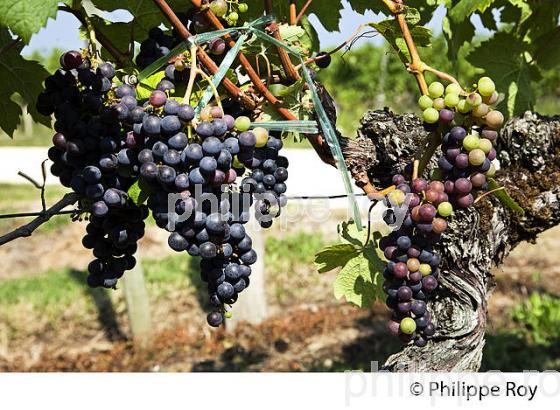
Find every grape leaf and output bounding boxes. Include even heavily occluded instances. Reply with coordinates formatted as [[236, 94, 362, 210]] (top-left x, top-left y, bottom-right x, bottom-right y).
[[137, 70, 166, 99], [0, 0, 69, 43], [369, 17, 432, 65], [531, 27, 560, 71], [316, 221, 386, 308], [442, 16, 475, 72], [467, 32, 534, 116], [449, 0, 496, 22], [127, 178, 153, 206], [0, 27, 51, 137]]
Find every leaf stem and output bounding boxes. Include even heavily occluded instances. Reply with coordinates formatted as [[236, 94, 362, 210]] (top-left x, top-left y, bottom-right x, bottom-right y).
[[295, 0, 313, 24]]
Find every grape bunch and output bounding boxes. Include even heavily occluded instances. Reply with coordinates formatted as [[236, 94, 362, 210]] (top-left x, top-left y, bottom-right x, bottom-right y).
[[380, 76, 503, 346], [37, 51, 149, 289]]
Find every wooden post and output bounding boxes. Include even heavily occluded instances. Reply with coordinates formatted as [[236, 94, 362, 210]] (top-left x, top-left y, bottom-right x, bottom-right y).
[[121, 251, 152, 347], [226, 222, 268, 329]]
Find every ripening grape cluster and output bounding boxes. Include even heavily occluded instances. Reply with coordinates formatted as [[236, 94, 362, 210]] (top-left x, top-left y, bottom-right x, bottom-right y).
[[381, 76, 503, 346], [36, 52, 148, 288]]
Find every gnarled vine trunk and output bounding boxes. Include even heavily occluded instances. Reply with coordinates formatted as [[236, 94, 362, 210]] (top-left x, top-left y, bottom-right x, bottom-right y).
[[339, 110, 560, 371]]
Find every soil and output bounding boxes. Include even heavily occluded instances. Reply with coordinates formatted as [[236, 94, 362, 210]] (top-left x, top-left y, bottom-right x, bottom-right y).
[[0, 215, 558, 371]]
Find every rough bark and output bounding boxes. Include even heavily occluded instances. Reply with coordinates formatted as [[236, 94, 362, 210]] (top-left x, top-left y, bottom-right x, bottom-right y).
[[340, 109, 560, 371]]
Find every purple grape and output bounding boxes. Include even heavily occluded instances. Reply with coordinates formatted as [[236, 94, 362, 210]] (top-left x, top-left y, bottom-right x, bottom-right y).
[[392, 174, 405, 185], [419, 204, 437, 221], [393, 262, 408, 279], [397, 286, 412, 301], [487, 148, 497, 161], [411, 178, 428, 193], [454, 178, 472, 194], [444, 180, 455, 194], [439, 108, 454, 123], [456, 193, 474, 208], [455, 153, 469, 169], [398, 302, 412, 313], [422, 276, 438, 292], [446, 147, 461, 162], [384, 246, 398, 260], [450, 126, 467, 141]]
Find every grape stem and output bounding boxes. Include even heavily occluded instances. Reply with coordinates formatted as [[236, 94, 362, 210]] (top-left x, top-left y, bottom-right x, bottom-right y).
[[422, 64, 465, 93], [59, 5, 130, 67], [196, 68, 223, 110], [185, 44, 199, 103], [289, 0, 297, 25], [412, 159, 419, 180], [0, 193, 80, 246], [295, 0, 313, 24], [264, 0, 301, 81], [473, 187, 506, 204], [153, 0, 256, 109]]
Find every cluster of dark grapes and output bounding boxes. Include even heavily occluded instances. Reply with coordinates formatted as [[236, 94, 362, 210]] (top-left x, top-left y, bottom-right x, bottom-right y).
[[37, 51, 149, 290], [380, 77, 503, 346]]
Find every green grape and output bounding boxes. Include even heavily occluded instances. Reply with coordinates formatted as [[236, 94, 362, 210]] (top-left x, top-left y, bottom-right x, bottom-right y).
[[445, 83, 462, 95], [457, 99, 470, 114], [234, 116, 251, 131], [469, 149, 486, 166], [486, 163, 497, 177], [400, 317, 417, 335], [419, 264, 432, 276], [224, 311, 233, 319], [228, 11, 239, 23], [485, 110, 504, 129], [438, 201, 453, 217], [466, 92, 482, 107], [418, 95, 433, 110], [472, 103, 489, 118], [422, 107, 439, 124], [253, 126, 269, 147], [210, 0, 228, 17], [478, 76, 496, 97], [428, 81, 444, 98], [444, 93, 460, 107], [479, 138, 493, 154], [388, 189, 406, 205], [432, 98, 445, 110], [238, 3, 249, 13], [463, 134, 480, 151]]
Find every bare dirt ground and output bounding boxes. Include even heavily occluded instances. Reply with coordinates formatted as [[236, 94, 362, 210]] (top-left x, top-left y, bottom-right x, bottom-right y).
[[0, 212, 558, 371]]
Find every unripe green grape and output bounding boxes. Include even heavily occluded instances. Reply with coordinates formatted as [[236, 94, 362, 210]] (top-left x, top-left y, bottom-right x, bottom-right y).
[[444, 93, 460, 107], [400, 317, 417, 335], [418, 95, 433, 110], [432, 98, 445, 110], [210, 0, 228, 17], [234, 116, 251, 131], [438, 202, 453, 217], [224, 311, 233, 319], [445, 83, 462, 95], [419, 264, 432, 276], [472, 103, 489, 118], [485, 110, 504, 129], [486, 162, 497, 177], [478, 138, 493, 154], [422, 107, 439, 124], [478, 76, 496, 97], [238, 3, 249, 13], [483, 91, 499, 105], [253, 126, 269, 147], [228, 11, 239, 23], [469, 149, 486, 166], [457, 99, 471, 114], [428, 81, 444, 98], [466, 92, 482, 107], [388, 189, 406, 205], [463, 134, 480, 151]]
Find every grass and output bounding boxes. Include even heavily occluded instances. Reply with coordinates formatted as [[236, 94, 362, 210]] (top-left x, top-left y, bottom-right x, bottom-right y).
[[0, 183, 72, 234], [482, 292, 560, 371]]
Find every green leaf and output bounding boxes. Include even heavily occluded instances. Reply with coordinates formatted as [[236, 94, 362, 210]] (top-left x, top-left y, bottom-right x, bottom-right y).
[[315, 243, 360, 273], [317, 221, 387, 308], [0, 0, 69, 43], [531, 27, 560, 71], [369, 12, 432, 65], [127, 178, 153, 206], [442, 16, 475, 72], [137, 70, 166, 99], [467, 32, 534, 116], [0, 27, 51, 137], [299, 15, 320, 55], [487, 178, 524, 215], [449, 0, 496, 22]]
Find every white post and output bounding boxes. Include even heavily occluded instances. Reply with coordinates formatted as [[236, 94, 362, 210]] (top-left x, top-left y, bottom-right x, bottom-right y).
[[121, 251, 152, 347]]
